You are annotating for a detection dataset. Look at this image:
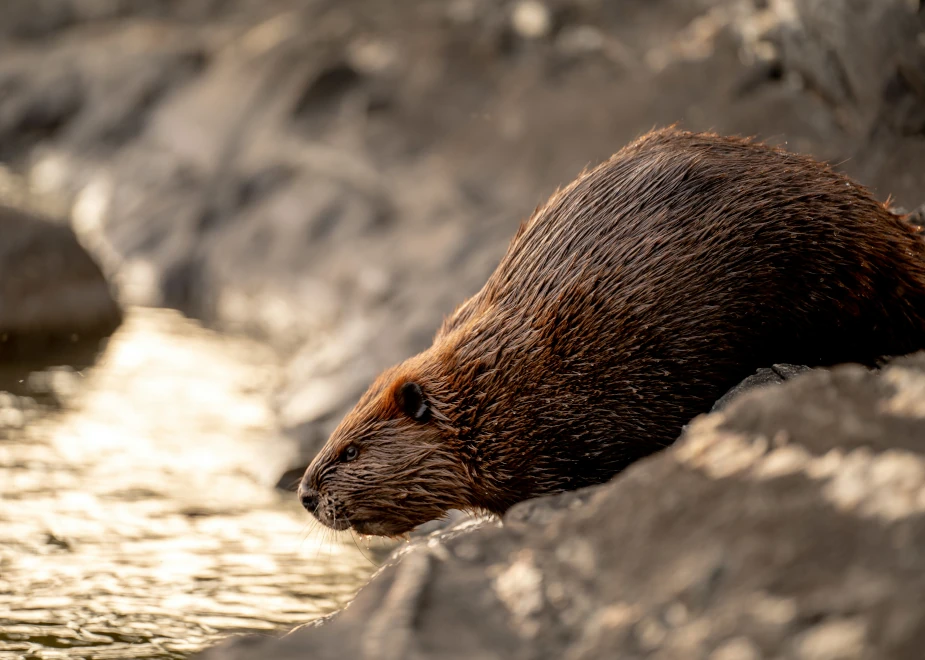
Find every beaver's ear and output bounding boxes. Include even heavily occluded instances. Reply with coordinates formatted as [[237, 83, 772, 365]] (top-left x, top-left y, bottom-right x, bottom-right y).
[[396, 381, 429, 422]]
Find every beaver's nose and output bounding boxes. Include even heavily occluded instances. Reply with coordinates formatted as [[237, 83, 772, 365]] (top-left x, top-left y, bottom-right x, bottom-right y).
[[299, 487, 321, 514]]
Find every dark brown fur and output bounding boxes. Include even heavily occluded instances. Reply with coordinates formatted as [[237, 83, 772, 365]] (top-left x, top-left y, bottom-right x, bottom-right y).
[[299, 128, 925, 536]]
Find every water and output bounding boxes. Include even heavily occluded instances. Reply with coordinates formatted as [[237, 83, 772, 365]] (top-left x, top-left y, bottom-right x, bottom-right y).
[[0, 308, 378, 659]]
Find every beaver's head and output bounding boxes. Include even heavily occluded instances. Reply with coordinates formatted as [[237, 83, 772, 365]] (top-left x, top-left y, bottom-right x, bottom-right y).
[[297, 355, 476, 537]]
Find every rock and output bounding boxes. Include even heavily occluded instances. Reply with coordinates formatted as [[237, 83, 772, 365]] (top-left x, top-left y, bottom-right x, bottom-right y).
[[761, 0, 925, 204], [765, 0, 921, 128], [0, 204, 122, 361], [711, 364, 811, 412], [196, 352, 925, 659]]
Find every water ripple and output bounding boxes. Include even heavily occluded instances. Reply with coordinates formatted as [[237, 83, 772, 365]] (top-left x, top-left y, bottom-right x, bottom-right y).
[[0, 309, 377, 659]]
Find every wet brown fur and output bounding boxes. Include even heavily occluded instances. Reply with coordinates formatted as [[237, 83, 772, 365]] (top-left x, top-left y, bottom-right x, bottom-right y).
[[300, 128, 925, 536]]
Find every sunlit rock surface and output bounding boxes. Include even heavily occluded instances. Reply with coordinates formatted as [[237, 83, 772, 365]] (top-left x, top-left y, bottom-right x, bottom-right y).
[[198, 352, 925, 660]]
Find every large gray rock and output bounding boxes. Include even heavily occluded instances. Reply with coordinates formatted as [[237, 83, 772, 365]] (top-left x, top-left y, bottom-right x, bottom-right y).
[[0, 204, 122, 361], [198, 352, 925, 659]]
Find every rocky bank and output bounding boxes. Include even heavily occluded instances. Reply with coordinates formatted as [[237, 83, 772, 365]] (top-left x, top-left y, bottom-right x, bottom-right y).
[[200, 353, 925, 660]]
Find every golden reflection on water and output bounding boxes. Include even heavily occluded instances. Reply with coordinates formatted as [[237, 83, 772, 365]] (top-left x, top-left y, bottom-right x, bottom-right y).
[[0, 309, 377, 659]]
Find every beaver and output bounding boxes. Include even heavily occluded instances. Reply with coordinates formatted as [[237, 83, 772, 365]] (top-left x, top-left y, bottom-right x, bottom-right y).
[[298, 128, 925, 536]]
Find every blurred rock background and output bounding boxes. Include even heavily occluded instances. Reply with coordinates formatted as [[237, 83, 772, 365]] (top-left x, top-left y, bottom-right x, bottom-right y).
[[2, 0, 923, 495]]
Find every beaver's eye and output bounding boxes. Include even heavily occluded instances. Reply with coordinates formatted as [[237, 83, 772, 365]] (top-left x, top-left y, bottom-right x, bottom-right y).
[[341, 445, 359, 462], [396, 381, 429, 422]]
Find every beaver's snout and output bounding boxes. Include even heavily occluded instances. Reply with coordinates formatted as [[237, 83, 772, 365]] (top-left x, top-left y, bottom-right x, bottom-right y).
[[298, 478, 352, 531], [299, 487, 320, 515]]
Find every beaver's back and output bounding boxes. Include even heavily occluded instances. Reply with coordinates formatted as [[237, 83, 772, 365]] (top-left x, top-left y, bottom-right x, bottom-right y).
[[437, 129, 925, 500]]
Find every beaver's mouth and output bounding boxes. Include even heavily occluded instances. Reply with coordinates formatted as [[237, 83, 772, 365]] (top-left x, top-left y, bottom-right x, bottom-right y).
[[309, 505, 353, 532], [312, 511, 413, 537], [307, 496, 421, 537], [348, 518, 418, 538], [318, 515, 383, 535], [324, 516, 352, 531]]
